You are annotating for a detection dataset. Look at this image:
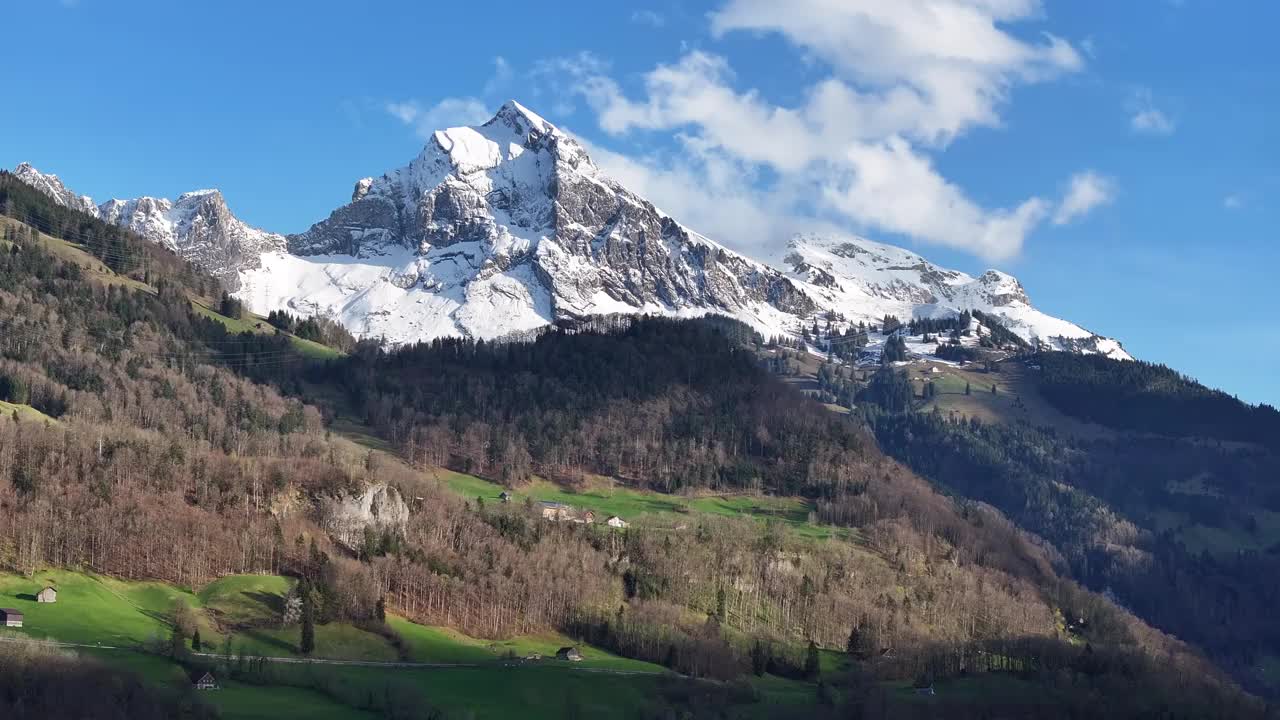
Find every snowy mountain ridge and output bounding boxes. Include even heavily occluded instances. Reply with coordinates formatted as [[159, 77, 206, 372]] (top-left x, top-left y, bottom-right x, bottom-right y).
[[9, 101, 1128, 359], [11, 162, 284, 287]]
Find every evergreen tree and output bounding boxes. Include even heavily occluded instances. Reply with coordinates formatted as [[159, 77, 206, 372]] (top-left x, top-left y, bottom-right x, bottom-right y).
[[804, 640, 820, 680], [300, 580, 316, 654], [191, 629, 202, 652], [750, 640, 767, 676]]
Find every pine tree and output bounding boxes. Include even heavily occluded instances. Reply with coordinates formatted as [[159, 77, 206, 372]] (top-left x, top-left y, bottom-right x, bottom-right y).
[[191, 629, 202, 652], [965, 381, 971, 395], [300, 580, 316, 654], [805, 640, 821, 680], [751, 640, 767, 676]]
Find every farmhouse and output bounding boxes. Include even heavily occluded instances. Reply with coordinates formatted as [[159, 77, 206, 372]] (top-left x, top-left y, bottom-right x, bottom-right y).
[[37, 586, 57, 603], [556, 646, 583, 662], [498, 491, 513, 503], [605, 516, 630, 529], [190, 670, 219, 690], [0, 609, 23, 627]]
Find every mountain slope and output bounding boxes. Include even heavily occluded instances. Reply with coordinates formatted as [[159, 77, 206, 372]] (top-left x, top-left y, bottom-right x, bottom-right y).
[[12, 162, 284, 287]]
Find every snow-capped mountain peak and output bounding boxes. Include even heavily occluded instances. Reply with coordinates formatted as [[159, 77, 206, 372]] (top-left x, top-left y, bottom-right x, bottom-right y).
[[10, 102, 1128, 360], [13, 162, 99, 216]]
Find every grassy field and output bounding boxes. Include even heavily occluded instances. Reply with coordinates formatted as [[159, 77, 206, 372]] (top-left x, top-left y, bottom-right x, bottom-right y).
[[0, 216, 153, 293], [434, 468, 851, 541], [199, 574, 293, 627], [1152, 508, 1280, 557], [889, 673, 1062, 708], [388, 617, 663, 671], [0, 399, 57, 424], [192, 301, 345, 360], [911, 361, 1113, 440], [210, 681, 380, 720], [0, 570, 181, 646]]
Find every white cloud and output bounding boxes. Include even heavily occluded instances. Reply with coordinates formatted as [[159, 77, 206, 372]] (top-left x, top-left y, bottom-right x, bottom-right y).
[[630, 10, 665, 27], [708, 0, 1083, 146], [1223, 194, 1244, 210], [385, 97, 490, 139], [387, 57, 516, 139], [548, 1, 1084, 261], [827, 137, 1051, 258], [1053, 171, 1115, 225], [1128, 88, 1176, 135]]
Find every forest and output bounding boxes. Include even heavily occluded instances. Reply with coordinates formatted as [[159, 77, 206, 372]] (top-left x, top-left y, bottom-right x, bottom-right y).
[[0, 170, 1271, 717], [858, 355, 1280, 698]]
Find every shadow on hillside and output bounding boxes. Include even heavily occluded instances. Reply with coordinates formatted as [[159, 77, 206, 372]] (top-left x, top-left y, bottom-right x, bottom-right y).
[[242, 591, 284, 618], [15, 593, 36, 602], [240, 628, 298, 655]]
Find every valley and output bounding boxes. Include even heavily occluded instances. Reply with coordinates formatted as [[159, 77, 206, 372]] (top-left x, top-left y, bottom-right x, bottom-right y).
[[0, 130, 1275, 719]]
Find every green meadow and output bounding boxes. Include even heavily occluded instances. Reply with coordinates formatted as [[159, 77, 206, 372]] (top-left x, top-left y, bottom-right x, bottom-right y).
[[433, 468, 852, 541]]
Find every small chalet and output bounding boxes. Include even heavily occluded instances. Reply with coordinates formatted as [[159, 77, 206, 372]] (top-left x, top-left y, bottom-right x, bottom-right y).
[[912, 682, 935, 696], [498, 491, 513, 503], [190, 670, 219, 691], [0, 609, 23, 628], [556, 646, 583, 662], [578, 510, 596, 524], [605, 516, 630, 529], [36, 586, 57, 603]]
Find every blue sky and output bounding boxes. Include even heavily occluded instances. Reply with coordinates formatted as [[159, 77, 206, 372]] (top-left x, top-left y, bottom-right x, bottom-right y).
[[4, 0, 1277, 405]]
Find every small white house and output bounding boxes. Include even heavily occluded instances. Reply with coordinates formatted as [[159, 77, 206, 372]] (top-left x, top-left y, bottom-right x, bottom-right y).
[[0, 609, 23, 628], [190, 671, 219, 691], [605, 516, 630, 529], [36, 586, 57, 603]]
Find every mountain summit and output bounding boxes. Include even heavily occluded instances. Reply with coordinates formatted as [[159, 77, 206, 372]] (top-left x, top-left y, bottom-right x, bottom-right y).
[[10, 102, 1127, 357], [247, 100, 814, 341]]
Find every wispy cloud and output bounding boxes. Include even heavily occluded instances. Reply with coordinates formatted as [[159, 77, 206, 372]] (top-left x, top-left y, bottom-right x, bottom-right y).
[[386, 56, 513, 139], [385, 97, 490, 139], [543, 0, 1086, 261], [1053, 171, 1116, 225], [1128, 88, 1176, 135], [1223, 194, 1244, 210], [483, 56, 513, 97], [630, 10, 665, 28]]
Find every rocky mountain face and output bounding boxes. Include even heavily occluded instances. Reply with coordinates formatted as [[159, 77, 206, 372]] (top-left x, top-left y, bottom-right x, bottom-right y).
[[10, 101, 1127, 358], [11, 163, 283, 288], [316, 483, 410, 553], [785, 235, 1131, 358], [260, 101, 814, 340]]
